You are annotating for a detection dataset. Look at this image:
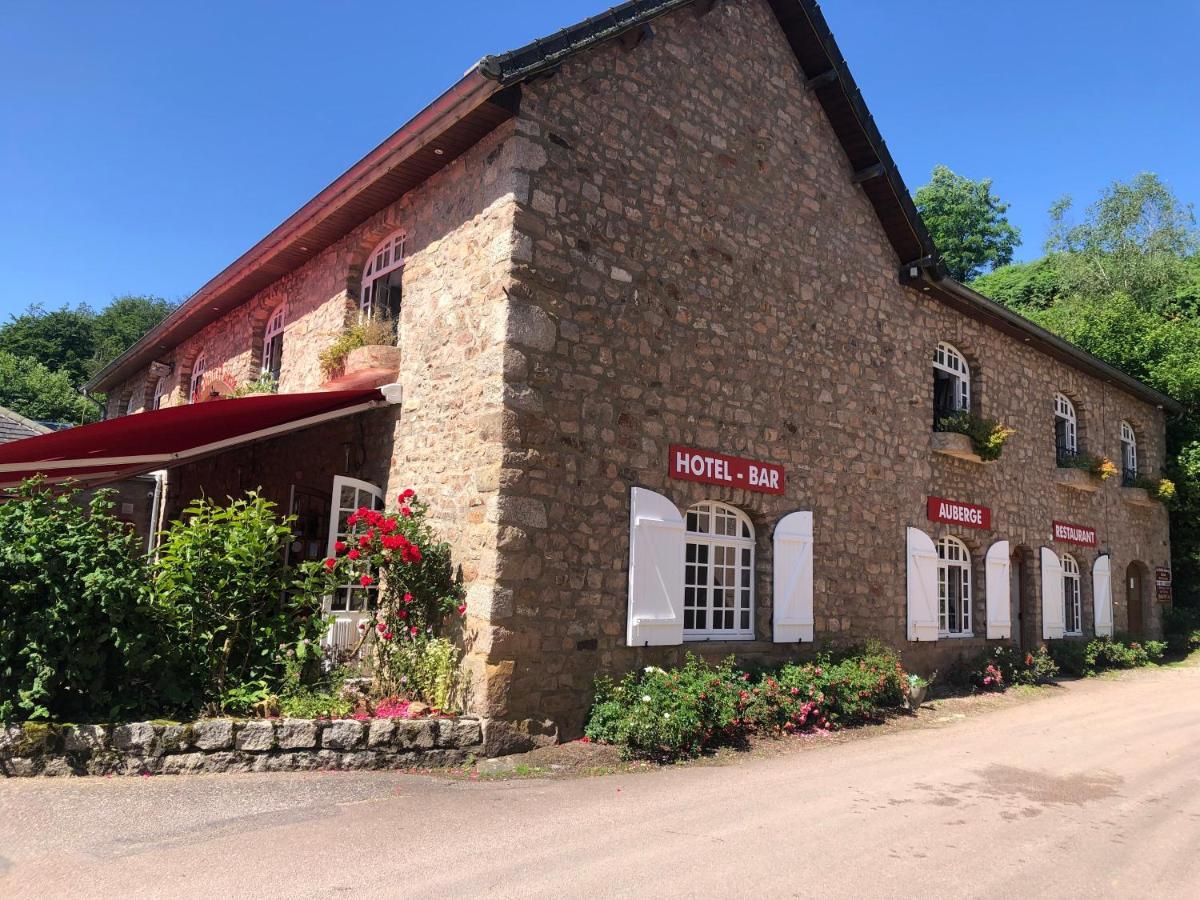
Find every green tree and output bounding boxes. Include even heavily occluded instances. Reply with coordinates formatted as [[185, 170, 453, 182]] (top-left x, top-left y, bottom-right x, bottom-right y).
[[91, 295, 176, 373], [0, 304, 96, 385], [0, 351, 98, 424], [914, 165, 1022, 282]]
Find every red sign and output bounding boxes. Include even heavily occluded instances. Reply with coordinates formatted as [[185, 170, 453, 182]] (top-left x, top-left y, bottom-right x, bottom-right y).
[[1053, 521, 1098, 547], [669, 445, 785, 495], [927, 497, 991, 530]]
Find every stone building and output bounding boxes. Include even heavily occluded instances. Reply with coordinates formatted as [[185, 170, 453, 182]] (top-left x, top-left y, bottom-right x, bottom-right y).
[[65, 0, 1176, 747]]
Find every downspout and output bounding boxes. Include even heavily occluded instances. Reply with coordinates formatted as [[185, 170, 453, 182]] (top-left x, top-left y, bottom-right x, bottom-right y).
[[78, 388, 107, 424]]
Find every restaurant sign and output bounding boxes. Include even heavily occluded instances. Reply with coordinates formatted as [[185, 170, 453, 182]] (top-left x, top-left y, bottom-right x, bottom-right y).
[[669, 445, 785, 495], [927, 496, 991, 530], [1053, 521, 1098, 547]]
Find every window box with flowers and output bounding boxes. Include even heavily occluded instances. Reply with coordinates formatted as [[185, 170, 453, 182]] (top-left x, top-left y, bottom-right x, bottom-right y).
[[1055, 453, 1116, 493], [319, 312, 401, 391], [933, 412, 1015, 464], [1122, 475, 1175, 508]]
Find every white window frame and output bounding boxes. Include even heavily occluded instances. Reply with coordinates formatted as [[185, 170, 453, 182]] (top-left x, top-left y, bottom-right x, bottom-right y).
[[360, 230, 407, 318], [1062, 553, 1083, 636], [1120, 420, 1138, 477], [683, 501, 755, 641], [261, 303, 285, 378], [1055, 392, 1078, 455], [933, 341, 971, 413], [324, 476, 385, 649], [189, 354, 208, 404], [151, 376, 167, 411], [124, 385, 143, 416], [937, 535, 972, 637]]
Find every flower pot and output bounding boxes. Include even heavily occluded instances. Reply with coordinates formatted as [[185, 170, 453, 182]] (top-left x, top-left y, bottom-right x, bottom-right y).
[[906, 684, 928, 711], [931, 431, 984, 464], [321, 344, 402, 391], [1054, 467, 1099, 493]]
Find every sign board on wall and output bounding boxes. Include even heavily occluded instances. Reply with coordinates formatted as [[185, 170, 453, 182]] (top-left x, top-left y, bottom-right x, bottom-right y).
[[927, 497, 991, 530], [1052, 521, 1098, 547], [668, 445, 786, 495], [1157, 567, 1173, 602]]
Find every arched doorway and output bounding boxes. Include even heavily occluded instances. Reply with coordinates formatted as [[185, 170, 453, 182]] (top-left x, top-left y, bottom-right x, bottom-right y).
[[1126, 562, 1147, 638], [1011, 545, 1036, 649]]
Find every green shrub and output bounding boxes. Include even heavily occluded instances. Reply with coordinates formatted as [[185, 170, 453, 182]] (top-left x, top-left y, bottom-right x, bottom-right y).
[[1164, 606, 1200, 655], [584, 655, 745, 760], [979, 645, 1060, 686], [280, 690, 353, 719], [1050, 637, 1164, 676], [152, 492, 338, 713], [0, 483, 183, 722]]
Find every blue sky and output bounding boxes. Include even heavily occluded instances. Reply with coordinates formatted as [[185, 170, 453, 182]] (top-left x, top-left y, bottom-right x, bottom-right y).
[[2, 0, 1197, 318]]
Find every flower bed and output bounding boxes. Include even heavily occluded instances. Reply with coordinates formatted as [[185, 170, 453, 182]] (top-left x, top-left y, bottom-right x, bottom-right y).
[[0, 716, 483, 777]]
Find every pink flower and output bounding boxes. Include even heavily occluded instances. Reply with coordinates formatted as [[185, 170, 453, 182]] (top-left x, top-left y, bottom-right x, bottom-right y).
[[398, 610, 408, 620], [382, 632, 393, 641], [403, 593, 413, 604], [377, 622, 387, 634], [410, 626, 419, 636], [457, 604, 468, 616]]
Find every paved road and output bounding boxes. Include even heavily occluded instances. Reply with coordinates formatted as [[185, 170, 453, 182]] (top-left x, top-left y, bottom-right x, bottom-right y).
[[3, 664, 1199, 899]]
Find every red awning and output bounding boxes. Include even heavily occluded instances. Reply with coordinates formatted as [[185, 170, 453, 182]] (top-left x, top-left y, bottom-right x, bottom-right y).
[[0, 388, 393, 490]]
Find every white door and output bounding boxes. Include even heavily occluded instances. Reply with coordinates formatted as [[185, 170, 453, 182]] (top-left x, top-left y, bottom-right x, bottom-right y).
[[325, 476, 385, 649]]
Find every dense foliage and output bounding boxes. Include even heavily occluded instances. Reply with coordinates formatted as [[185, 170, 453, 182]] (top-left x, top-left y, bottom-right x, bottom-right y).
[[1048, 637, 1167, 677], [153, 493, 337, 713], [0, 296, 174, 423], [936, 411, 1016, 461], [585, 645, 907, 761], [0, 486, 179, 721], [914, 165, 1021, 281]]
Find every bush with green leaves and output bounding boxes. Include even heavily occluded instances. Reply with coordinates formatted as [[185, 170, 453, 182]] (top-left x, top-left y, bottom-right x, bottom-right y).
[[153, 492, 339, 713], [977, 645, 1060, 687], [1164, 606, 1200, 655], [1049, 637, 1166, 677], [0, 483, 182, 721], [935, 411, 1016, 461]]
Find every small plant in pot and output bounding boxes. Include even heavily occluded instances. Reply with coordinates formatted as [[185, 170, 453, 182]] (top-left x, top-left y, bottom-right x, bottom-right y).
[[905, 673, 932, 711], [319, 310, 396, 381]]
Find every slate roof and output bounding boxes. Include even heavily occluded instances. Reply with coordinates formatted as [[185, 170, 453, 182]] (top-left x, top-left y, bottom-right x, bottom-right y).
[[0, 406, 51, 445]]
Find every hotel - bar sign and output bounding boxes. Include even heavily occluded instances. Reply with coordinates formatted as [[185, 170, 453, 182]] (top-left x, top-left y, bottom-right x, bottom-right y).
[[669, 445, 785, 495]]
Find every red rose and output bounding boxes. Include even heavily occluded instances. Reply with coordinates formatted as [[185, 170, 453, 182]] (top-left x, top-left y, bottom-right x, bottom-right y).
[[347, 549, 361, 561], [360, 574, 374, 587], [382, 518, 398, 534], [382, 632, 393, 641], [323, 558, 337, 570], [377, 622, 387, 633], [398, 610, 408, 619], [457, 604, 468, 616], [403, 593, 413, 604], [334, 541, 348, 554], [359, 534, 371, 548], [409, 626, 418, 636], [400, 489, 415, 500]]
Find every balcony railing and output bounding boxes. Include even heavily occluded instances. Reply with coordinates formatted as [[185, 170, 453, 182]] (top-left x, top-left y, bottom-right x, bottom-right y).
[[1122, 468, 1139, 488], [1056, 447, 1079, 468]]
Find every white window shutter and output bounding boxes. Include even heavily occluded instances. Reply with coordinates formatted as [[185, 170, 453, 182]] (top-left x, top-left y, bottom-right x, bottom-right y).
[[773, 511, 814, 643], [985, 540, 1012, 640], [907, 528, 939, 642], [1041, 547, 1066, 640], [627, 487, 685, 647], [1093, 555, 1114, 638]]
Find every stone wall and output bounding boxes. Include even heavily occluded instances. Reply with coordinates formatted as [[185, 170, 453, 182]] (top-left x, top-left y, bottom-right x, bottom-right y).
[[0, 717, 483, 777], [485, 0, 1172, 734]]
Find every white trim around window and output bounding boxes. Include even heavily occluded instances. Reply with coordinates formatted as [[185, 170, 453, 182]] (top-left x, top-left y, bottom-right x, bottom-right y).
[[151, 376, 167, 411], [189, 354, 208, 404], [1120, 420, 1138, 476], [1055, 392, 1078, 455], [360, 230, 407, 318], [261, 303, 285, 379], [683, 501, 755, 640], [1062, 553, 1083, 636], [933, 341, 971, 412], [937, 535, 972, 637]]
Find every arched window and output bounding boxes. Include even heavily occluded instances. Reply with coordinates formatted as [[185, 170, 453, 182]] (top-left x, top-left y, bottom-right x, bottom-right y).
[[1062, 553, 1082, 635], [189, 354, 208, 404], [1120, 421, 1138, 486], [1054, 393, 1078, 463], [151, 376, 167, 411], [124, 385, 143, 416], [683, 501, 754, 639], [937, 535, 972, 636], [261, 303, 285, 380], [360, 231, 406, 322], [933, 342, 971, 427]]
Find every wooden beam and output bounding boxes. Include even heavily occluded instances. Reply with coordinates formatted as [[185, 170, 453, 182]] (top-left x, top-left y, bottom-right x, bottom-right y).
[[851, 163, 886, 184], [805, 70, 838, 90]]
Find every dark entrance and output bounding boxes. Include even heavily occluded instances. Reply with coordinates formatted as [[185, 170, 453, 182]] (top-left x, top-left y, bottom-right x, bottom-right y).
[[1126, 562, 1147, 638], [1011, 546, 1036, 650]]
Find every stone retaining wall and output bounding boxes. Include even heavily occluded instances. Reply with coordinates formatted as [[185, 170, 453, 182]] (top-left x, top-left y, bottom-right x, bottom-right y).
[[0, 717, 483, 777]]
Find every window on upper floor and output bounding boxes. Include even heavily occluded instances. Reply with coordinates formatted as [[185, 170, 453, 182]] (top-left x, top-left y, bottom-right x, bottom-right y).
[[1054, 393, 1078, 465], [189, 354, 208, 404], [360, 231, 406, 325], [684, 501, 755, 640], [1062, 553, 1082, 635], [1120, 421, 1139, 486], [262, 303, 285, 381], [151, 376, 167, 411], [937, 535, 972, 637], [932, 342, 971, 428], [124, 384, 143, 417]]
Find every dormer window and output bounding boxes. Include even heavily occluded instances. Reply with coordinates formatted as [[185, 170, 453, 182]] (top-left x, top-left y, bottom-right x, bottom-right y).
[[1054, 393, 1078, 465], [262, 303, 285, 381], [933, 342, 971, 427], [1120, 421, 1139, 486], [360, 231, 406, 322]]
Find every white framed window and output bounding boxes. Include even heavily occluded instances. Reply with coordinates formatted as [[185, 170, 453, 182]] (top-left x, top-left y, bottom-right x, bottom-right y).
[[189, 354, 208, 404], [1062, 553, 1082, 635], [151, 376, 167, 411], [933, 341, 970, 424], [360, 230, 406, 320], [1120, 420, 1138, 484], [124, 385, 143, 416], [1054, 392, 1078, 462], [683, 501, 754, 640], [261, 303, 285, 380], [325, 476, 385, 649], [937, 535, 972, 637]]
